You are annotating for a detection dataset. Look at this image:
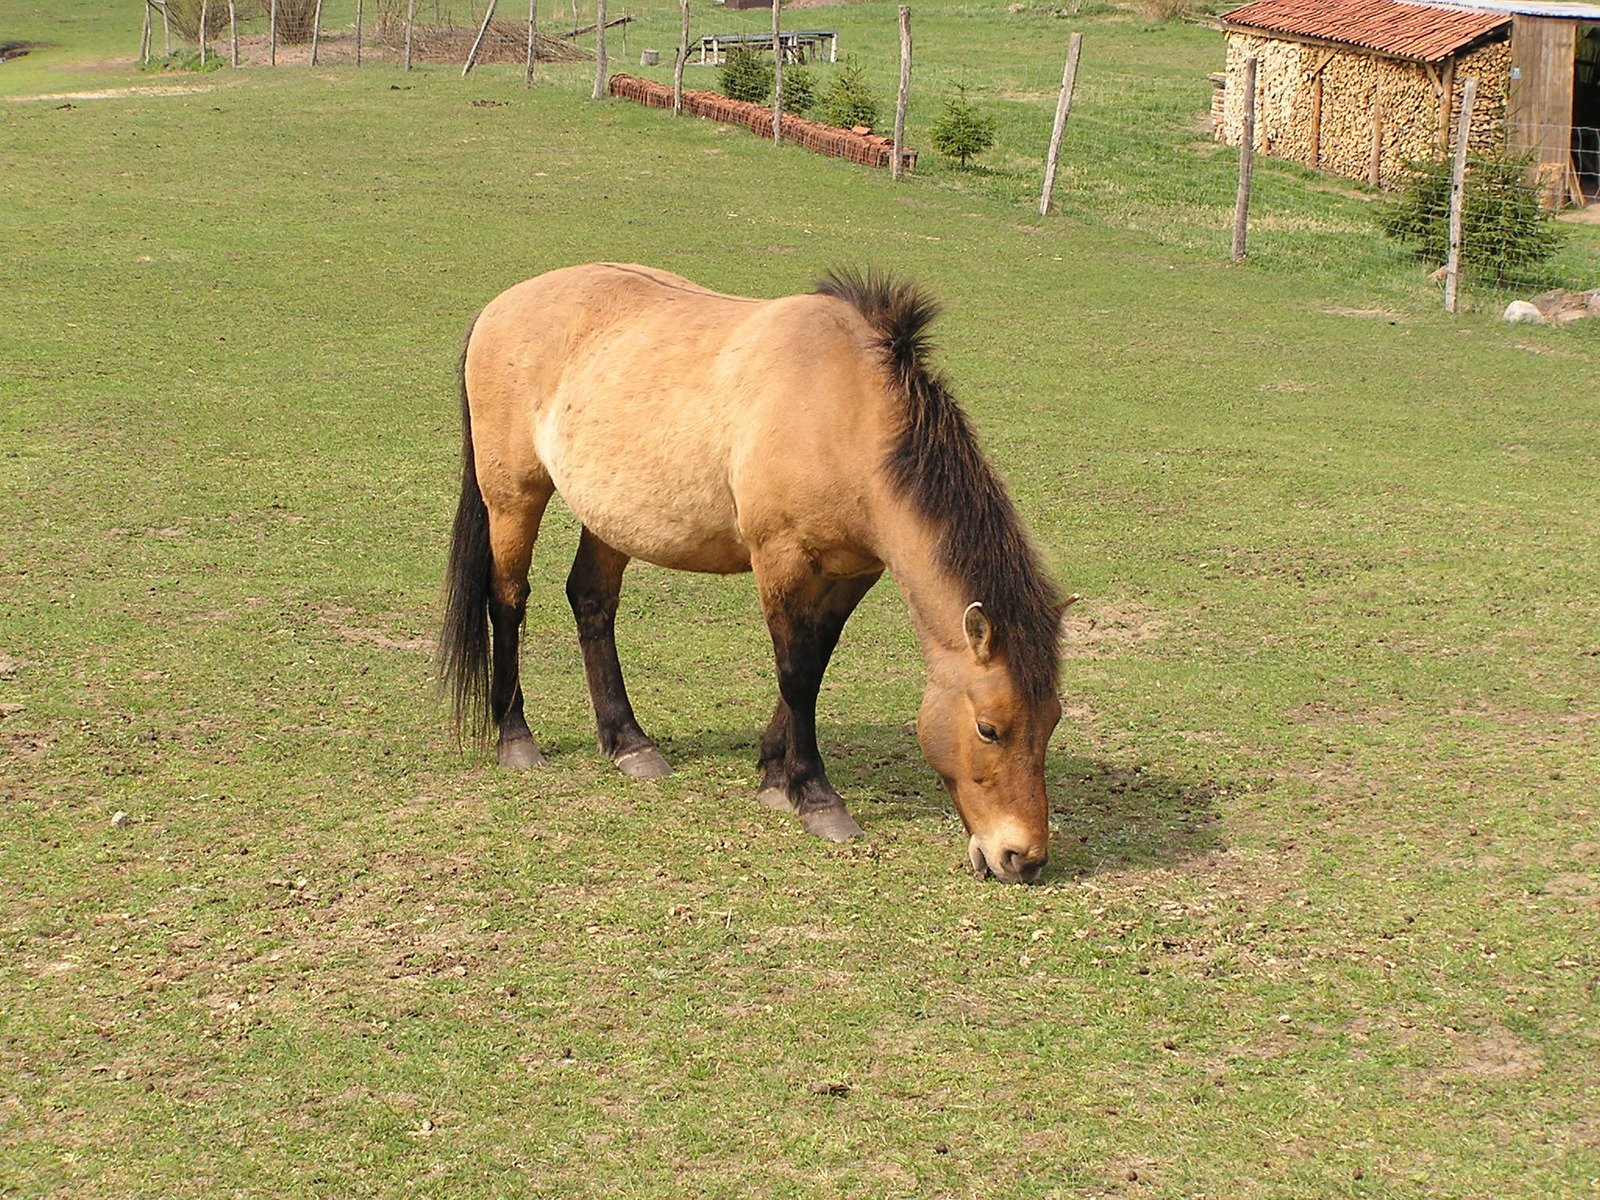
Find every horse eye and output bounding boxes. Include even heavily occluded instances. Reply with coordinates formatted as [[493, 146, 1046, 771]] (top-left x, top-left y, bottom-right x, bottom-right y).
[[976, 721, 1000, 743]]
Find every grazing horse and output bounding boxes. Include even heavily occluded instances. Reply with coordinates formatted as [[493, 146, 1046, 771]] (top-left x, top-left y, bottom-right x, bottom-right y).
[[438, 264, 1066, 884]]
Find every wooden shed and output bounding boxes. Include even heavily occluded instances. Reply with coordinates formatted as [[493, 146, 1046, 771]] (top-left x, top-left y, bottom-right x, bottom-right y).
[[1214, 0, 1598, 204]]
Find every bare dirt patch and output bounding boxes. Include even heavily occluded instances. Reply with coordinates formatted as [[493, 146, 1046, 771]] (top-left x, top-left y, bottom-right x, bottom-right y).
[[8, 84, 214, 103], [1061, 600, 1165, 659], [1442, 1025, 1543, 1083], [316, 604, 433, 654]]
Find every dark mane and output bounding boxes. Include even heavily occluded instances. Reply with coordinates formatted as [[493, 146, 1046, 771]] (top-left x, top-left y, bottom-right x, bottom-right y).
[[815, 268, 1062, 707]]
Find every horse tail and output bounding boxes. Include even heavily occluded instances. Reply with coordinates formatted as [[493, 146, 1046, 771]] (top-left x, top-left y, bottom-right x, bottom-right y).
[[437, 315, 492, 744]]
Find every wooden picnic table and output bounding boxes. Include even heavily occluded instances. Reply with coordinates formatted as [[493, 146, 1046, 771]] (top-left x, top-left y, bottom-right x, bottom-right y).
[[694, 29, 838, 66]]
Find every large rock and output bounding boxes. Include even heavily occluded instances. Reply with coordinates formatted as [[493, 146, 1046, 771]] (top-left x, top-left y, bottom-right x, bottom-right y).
[[1503, 300, 1544, 324]]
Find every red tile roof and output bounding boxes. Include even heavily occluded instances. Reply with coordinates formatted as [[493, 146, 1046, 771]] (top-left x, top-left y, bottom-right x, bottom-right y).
[[1221, 0, 1510, 62]]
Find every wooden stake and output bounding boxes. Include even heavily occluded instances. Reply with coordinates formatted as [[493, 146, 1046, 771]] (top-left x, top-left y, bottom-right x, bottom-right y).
[[140, 1, 152, 64], [228, 0, 238, 66], [673, 0, 688, 114], [892, 6, 911, 181], [592, 0, 608, 99], [309, 0, 324, 65], [1231, 54, 1257, 262], [404, 0, 416, 70], [199, 0, 208, 67], [1445, 76, 1477, 315], [161, 0, 171, 55], [524, 0, 537, 85], [269, 0, 278, 66], [771, 0, 782, 145], [1368, 78, 1383, 188], [463, 0, 497, 76], [355, 0, 363, 66], [1038, 31, 1083, 216]]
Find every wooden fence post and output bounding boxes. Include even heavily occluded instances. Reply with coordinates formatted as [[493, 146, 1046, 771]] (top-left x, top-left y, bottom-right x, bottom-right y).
[[1368, 78, 1383, 187], [1231, 54, 1257, 262], [309, 0, 323, 65], [673, 0, 688, 114], [269, 0, 278, 65], [592, 0, 608, 99], [1038, 31, 1082, 215], [199, 0, 208, 67], [771, 0, 782, 145], [140, 1, 152, 64], [161, 0, 171, 55], [893, 6, 911, 181], [463, 0, 497, 75], [228, 0, 238, 66], [1444, 76, 1477, 314], [355, 0, 363, 66], [524, 0, 536, 85], [404, 0, 416, 70]]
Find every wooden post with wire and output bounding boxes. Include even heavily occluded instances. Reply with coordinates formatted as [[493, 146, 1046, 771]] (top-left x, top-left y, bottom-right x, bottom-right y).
[[161, 0, 171, 55], [674, 0, 688, 115], [893, 6, 911, 181], [1038, 31, 1082, 215], [771, 0, 782, 145], [140, 1, 152, 64], [228, 0, 238, 66], [1444, 76, 1477, 314], [1231, 54, 1257, 262], [199, 0, 208, 67], [463, 0, 497, 75], [355, 0, 363, 66], [592, 0, 608, 99], [404, 0, 416, 70], [309, 0, 323, 65], [524, 0, 537, 85], [269, 0, 278, 66]]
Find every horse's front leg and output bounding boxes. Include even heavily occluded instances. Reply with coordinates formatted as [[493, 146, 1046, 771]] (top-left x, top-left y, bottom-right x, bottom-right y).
[[752, 562, 880, 842]]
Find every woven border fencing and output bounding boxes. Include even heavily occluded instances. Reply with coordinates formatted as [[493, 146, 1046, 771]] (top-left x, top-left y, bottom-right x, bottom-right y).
[[608, 72, 916, 170]]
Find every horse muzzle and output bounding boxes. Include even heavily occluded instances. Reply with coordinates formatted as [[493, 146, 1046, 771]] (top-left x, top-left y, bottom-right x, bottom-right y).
[[968, 836, 1047, 885]]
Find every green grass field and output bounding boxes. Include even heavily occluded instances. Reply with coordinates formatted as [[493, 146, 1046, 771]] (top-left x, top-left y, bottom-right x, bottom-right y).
[[3, 1, 1598, 1196]]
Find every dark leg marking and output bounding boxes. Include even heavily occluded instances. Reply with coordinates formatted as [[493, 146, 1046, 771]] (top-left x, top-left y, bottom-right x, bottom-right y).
[[758, 571, 881, 841], [566, 527, 671, 779], [490, 578, 546, 769]]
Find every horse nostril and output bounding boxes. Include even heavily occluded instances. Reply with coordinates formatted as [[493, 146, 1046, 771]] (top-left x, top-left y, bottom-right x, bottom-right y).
[[999, 848, 1046, 883]]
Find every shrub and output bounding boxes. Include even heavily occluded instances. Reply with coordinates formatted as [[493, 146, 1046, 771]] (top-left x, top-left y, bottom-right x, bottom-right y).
[[817, 59, 881, 131], [161, 0, 235, 41], [1380, 145, 1564, 285], [781, 64, 815, 116], [719, 47, 773, 105], [1136, 0, 1198, 20], [266, 0, 321, 44], [929, 86, 997, 168]]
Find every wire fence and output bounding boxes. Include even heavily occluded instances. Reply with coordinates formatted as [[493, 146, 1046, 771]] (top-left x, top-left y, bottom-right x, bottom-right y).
[[136, 0, 1597, 308]]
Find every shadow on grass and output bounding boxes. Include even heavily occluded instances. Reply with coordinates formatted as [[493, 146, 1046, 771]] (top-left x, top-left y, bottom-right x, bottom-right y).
[[656, 720, 1228, 880]]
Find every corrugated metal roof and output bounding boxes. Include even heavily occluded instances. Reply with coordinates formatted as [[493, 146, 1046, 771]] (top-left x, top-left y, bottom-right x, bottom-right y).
[[1221, 0, 1512, 62], [1409, 0, 1600, 19]]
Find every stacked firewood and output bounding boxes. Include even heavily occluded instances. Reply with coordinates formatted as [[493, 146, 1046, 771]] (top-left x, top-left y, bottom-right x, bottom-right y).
[[609, 73, 915, 170], [1220, 33, 1512, 189]]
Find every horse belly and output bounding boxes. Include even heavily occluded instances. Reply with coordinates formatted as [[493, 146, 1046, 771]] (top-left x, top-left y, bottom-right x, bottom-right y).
[[535, 408, 751, 574]]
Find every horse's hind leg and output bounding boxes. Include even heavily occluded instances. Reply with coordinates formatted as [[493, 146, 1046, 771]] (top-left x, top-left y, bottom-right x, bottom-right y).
[[753, 563, 881, 842], [488, 486, 554, 769], [566, 527, 672, 780]]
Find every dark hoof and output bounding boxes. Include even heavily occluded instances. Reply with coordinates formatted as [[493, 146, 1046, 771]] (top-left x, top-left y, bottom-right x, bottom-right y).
[[800, 807, 864, 843], [615, 746, 672, 780], [756, 786, 796, 814], [497, 736, 547, 770]]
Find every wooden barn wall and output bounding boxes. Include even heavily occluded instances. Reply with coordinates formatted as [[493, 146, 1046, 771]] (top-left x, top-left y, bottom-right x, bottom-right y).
[[1223, 33, 1510, 188], [1509, 15, 1577, 169]]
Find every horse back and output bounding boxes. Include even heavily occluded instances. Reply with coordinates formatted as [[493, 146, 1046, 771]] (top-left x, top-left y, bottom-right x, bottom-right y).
[[464, 264, 899, 576]]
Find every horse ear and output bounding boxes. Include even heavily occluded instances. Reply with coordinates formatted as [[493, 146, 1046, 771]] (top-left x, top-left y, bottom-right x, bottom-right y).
[[963, 601, 993, 664], [1057, 593, 1081, 633]]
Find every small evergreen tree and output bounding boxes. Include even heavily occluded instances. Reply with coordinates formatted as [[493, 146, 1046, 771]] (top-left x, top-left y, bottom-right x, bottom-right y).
[[781, 64, 815, 116], [929, 86, 997, 168], [719, 47, 773, 105], [1381, 145, 1563, 285], [817, 59, 881, 130]]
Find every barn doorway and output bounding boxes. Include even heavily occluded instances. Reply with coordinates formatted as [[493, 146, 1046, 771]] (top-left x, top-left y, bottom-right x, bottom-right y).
[[1576, 25, 1600, 200]]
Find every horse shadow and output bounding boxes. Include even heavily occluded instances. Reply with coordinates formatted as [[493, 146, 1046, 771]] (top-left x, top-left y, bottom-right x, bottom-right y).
[[653, 720, 1226, 880]]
